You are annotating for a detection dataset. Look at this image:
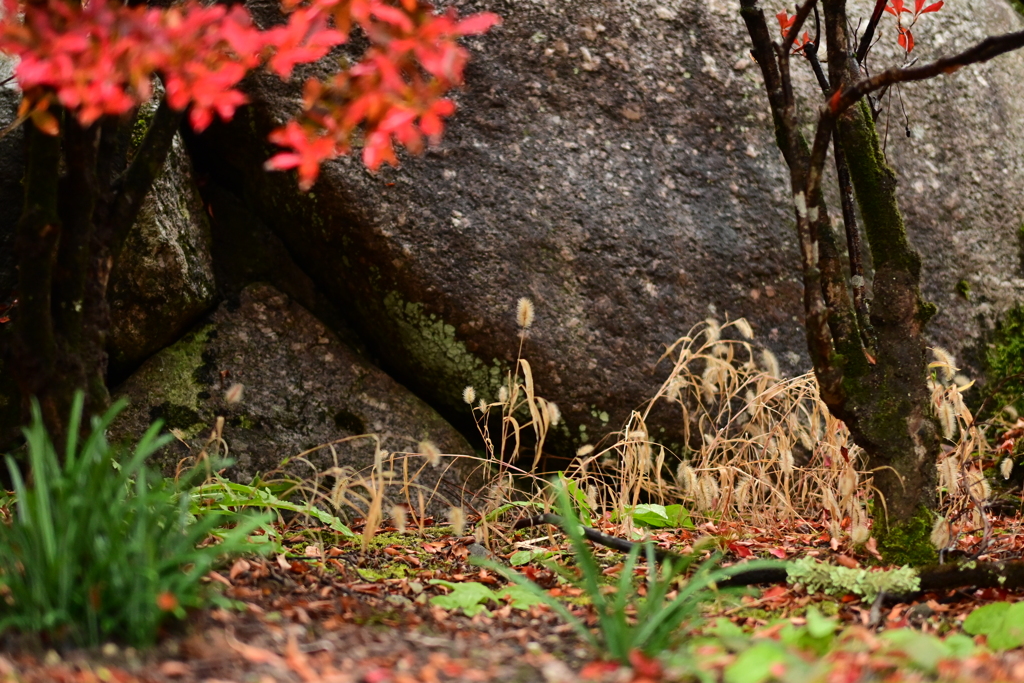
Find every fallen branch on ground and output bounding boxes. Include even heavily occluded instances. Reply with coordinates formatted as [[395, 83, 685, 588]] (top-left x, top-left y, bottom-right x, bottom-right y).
[[512, 514, 1024, 599]]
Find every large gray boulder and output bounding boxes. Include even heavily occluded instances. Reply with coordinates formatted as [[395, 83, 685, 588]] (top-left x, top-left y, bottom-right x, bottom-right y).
[[189, 0, 1024, 456], [113, 282, 480, 513]]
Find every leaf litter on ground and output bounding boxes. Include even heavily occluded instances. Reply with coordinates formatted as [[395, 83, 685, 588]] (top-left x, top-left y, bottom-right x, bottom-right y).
[[4, 505, 1024, 681]]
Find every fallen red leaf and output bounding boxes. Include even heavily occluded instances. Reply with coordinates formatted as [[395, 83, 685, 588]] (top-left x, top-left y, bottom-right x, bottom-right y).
[[580, 660, 620, 679]]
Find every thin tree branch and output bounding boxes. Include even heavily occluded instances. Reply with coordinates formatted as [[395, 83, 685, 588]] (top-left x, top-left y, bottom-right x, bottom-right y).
[[782, 0, 820, 56], [833, 137, 872, 345], [833, 29, 1024, 117], [803, 46, 873, 348], [742, 0, 845, 400], [855, 0, 889, 64]]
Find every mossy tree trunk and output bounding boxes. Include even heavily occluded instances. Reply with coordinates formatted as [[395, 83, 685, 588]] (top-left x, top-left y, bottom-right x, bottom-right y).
[[740, 0, 952, 564], [5, 101, 182, 448]]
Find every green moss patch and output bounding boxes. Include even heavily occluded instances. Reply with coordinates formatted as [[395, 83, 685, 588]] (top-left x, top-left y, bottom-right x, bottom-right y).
[[985, 305, 1024, 417]]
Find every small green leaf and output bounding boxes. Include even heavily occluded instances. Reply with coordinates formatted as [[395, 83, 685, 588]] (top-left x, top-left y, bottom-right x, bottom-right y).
[[943, 634, 978, 659], [804, 606, 837, 639], [963, 602, 1011, 636], [631, 504, 671, 528], [962, 601, 1024, 650], [428, 580, 497, 617], [880, 629, 948, 671], [509, 549, 552, 566], [498, 585, 547, 610], [663, 504, 695, 529], [724, 641, 788, 683], [558, 472, 593, 526]]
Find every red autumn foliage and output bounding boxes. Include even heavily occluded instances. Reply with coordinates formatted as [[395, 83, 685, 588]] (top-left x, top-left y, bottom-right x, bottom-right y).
[[884, 0, 943, 55], [0, 0, 499, 189], [776, 11, 812, 54]]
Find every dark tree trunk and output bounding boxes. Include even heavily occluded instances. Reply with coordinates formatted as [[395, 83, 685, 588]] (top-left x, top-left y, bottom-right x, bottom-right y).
[[6, 101, 182, 450], [741, 0, 942, 564]]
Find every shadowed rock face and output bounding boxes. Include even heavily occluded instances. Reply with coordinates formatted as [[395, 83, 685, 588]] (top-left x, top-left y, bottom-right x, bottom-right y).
[[188, 0, 1024, 457], [107, 132, 217, 379], [0, 57, 23, 446], [113, 283, 481, 514]]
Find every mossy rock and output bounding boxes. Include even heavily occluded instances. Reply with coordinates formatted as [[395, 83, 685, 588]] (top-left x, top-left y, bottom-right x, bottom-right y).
[[112, 283, 482, 517], [984, 305, 1024, 418]]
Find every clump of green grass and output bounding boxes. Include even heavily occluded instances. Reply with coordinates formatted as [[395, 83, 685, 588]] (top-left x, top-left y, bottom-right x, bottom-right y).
[[480, 482, 777, 663], [0, 394, 265, 646]]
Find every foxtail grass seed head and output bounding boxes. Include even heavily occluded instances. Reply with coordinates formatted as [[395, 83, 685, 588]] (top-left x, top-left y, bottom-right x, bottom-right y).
[[851, 525, 870, 545], [929, 347, 957, 382], [676, 462, 697, 494], [705, 318, 721, 343], [930, 517, 950, 549], [391, 505, 408, 534], [546, 402, 561, 427], [576, 444, 595, 457], [498, 385, 509, 403], [939, 402, 957, 441], [745, 390, 757, 417], [760, 349, 780, 378], [1001, 457, 1014, 480], [954, 375, 973, 391], [940, 455, 959, 490], [448, 506, 466, 536], [968, 469, 991, 501], [225, 383, 244, 404], [516, 297, 535, 329], [780, 447, 794, 477], [419, 440, 442, 467], [463, 386, 476, 405], [735, 318, 754, 339], [734, 478, 752, 510], [694, 475, 719, 511], [839, 468, 857, 498], [798, 430, 815, 455], [823, 487, 840, 519]]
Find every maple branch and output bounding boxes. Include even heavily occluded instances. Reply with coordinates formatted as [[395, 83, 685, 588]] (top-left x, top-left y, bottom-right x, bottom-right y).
[[742, 0, 847, 402], [803, 28, 1024, 279], [109, 97, 183, 264], [835, 140, 872, 345], [833, 29, 1024, 116], [513, 514, 680, 563], [511, 516, 1024, 597], [803, 45, 874, 347], [855, 0, 889, 63], [781, 0, 819, 56]]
